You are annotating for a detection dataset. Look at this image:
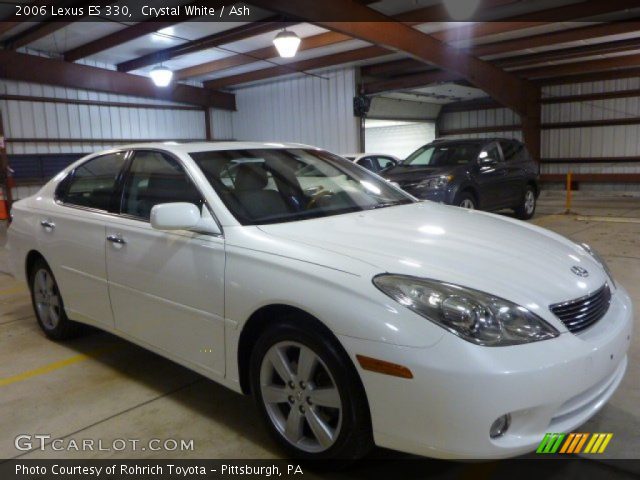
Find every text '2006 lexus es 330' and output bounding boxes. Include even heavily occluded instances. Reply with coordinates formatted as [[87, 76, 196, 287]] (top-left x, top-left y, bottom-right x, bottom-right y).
[[7, 142, 633, 460]]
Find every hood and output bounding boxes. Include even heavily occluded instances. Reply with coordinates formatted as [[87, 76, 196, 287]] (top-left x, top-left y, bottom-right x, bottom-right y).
[[257, 202, 609, 326], [384, 164, 465, 181]]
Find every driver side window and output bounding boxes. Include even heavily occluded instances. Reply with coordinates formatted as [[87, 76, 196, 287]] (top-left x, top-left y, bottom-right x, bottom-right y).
[[121, 151, 203, 221], [480, 143, 502, 163]]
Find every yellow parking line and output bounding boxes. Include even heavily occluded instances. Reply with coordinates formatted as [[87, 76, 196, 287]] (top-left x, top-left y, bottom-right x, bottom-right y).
[[576, 215, 640, 224], [0, 347, 118, 387], [0, 286, 28, 296]]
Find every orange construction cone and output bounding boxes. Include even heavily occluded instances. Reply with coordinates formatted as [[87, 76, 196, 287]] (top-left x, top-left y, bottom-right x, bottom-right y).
[[0, 189, 8, 221]]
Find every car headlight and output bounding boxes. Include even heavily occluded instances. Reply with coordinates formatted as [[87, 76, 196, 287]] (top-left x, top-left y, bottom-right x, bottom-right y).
[[581, 243, 616, 288], [418, 175, 453, 189], [373, 275, 559, 346]]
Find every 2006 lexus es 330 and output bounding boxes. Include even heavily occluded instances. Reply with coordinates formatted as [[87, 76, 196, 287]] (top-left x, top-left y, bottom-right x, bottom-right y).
[[7, 142, 633, 460]]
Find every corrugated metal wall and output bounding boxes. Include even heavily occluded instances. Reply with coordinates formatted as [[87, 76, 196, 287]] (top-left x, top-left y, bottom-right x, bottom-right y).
[[223, 68, 359, 154], [438, 78, 640, 191], [0, 80, 206, 155]]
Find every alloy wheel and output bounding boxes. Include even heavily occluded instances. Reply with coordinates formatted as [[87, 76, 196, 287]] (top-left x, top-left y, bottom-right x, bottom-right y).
[[524, 190, 535, 215], [460, 199, 475, 209], [259, 341, 343, 453], [33, 269, 61, 330]]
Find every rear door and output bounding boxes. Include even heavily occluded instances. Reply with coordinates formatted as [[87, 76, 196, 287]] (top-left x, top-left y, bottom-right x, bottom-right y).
[[38, 151, 128, 329], [473, 142, 508, 209], [105, 150, 226, 377], [499, 140, 531, 206]]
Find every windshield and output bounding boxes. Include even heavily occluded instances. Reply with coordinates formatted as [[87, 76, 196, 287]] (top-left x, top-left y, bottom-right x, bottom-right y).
[[404, 143, 480, 167], [190, 148, 414, 225]]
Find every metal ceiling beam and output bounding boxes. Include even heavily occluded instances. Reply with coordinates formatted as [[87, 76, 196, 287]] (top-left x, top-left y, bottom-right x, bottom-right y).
[[64, 21, 183, 62], [117, 17, 291, 72], [248, 0, 535, 116], [204, 46, 390, 90], [535, 66, 640, 85], [363, 4, 640, 78], [0, 49, 236, 110], [63, 0, 229, 62], [497, 36, 640, 68], [471, 20, 640, 57], [175, 31, 352, 80], [0, 0, 54, 36], [515, 52, 640, 79], [3, 0, 96, 49], [175, 0, 523, 80], [4, 21, 73, 49]]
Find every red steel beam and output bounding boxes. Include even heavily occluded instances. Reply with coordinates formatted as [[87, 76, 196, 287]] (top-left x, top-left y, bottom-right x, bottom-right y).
[[0, 49, 236, 110]]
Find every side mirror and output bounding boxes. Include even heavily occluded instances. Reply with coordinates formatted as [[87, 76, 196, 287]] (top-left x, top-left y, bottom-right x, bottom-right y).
[[478, 156, 498, 166], [150, 202, 221, 235]]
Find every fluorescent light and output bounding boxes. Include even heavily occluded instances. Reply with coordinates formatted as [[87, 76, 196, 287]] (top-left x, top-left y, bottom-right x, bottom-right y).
[[273, 29, 301, 58], [444, 0, 481, 20], [150, 65, 173, 87]]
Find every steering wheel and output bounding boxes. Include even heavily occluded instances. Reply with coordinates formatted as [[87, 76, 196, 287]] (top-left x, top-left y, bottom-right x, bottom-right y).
[[306, 188, 333, 209]]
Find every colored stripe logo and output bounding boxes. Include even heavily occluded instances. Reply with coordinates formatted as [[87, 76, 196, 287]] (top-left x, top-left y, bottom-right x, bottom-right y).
[[536, 433, 613, 454]]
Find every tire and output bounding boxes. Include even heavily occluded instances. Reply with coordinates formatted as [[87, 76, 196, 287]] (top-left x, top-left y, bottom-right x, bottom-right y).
[[249, 318, 372, 461], [29, 258, 83, 340], [456, 192, 476, 210], [514, 185, 536, 220]]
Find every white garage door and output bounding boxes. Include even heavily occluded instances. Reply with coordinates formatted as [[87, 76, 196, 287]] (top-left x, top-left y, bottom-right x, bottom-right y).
[[364, 119, 435, 160]]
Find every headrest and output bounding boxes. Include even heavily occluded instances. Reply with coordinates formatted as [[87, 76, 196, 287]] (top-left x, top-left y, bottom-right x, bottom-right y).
[[235, 163, 268, 191]]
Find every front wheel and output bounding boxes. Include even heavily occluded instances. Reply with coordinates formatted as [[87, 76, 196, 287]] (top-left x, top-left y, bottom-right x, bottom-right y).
[[250, 320, 372, 460], [456, 192, 476, 210], [514, 186, 536, 220]]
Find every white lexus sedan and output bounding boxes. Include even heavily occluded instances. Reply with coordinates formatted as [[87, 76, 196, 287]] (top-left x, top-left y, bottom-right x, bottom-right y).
[[7, 142, 633, 460]]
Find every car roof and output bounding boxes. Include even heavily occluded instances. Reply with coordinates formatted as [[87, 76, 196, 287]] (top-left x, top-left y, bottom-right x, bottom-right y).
[[111, 141, 321, 154], [431, 137, 521, 144]]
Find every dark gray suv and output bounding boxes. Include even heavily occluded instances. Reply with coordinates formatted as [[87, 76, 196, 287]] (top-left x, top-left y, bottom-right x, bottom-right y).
[[384, 138, 540, 220]]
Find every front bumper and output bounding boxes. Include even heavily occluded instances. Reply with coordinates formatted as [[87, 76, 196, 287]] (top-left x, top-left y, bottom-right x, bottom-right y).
[[339, 285, 633, 459]]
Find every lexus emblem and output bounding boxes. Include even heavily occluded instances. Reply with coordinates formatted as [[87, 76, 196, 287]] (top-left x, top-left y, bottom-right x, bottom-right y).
[[571, 266, 589, 277]]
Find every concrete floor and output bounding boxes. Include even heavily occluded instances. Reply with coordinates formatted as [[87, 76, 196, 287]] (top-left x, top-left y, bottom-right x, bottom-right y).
[[0, 192, 638, 466]]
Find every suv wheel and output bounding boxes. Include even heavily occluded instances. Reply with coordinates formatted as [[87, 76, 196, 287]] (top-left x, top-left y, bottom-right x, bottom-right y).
[[456, 192, 476, 210], [514, 186, 536, 220]]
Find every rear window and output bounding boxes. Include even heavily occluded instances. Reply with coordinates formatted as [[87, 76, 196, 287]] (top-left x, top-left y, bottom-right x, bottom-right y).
[[58, 152, 127, 211], [404, 143, 480, 167]]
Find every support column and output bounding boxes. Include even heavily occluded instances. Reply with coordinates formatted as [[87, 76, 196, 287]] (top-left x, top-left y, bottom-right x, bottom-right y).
[[0, 108, 13, 209], [521, 85, 541, 164]]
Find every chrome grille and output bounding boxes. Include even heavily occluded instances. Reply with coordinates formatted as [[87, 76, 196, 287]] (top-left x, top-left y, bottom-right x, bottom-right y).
[[550, 284, 611, 333]]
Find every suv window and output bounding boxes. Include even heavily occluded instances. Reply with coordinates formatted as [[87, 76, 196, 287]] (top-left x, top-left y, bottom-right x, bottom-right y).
[[356, 156, 375, 171], [121, 151, 203, 221], [375, 156, 396, 170], [480, 143, 502, 163], [61, 152, 127, 211], [499, 140, 524, 162]]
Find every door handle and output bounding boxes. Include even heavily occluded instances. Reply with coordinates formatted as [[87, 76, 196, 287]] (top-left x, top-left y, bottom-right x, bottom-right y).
[[106, 234, 126, 245], [40, 220, 55, 230]]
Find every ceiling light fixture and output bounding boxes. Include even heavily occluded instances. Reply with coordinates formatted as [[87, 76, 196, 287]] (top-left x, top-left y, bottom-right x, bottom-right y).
[[444, 0, 481, 20], [273, 29, 301, 58], [150, 65, 173, 87]]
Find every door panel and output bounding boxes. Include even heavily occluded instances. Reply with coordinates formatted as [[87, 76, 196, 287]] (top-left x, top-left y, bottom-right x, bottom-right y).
[[40, 208, 114, 329], [473, 143, 507, 209], [499, 140, 529, 206], [105, 150, 225, 376], [41, 151, 128, 328], [105, 219, 226, 376]]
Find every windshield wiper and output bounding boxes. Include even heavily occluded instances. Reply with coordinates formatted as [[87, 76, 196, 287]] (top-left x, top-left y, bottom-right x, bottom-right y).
[[368, 201, 408, 210]]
